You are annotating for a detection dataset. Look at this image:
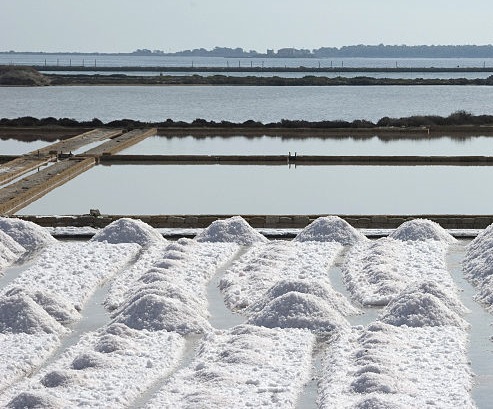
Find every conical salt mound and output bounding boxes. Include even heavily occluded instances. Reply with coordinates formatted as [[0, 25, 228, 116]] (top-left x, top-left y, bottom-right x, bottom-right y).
[[247, 291, 348, 332], [0, 217, 56, 253], [112, 293, 211, 335], [464, 222, 493, 283], [294, 216, 366, 245], [0, 293, 66, 334], [379, 291, 467, 329], [389, 219, 456, 243], [90, 218, 166, 246], [247, 279, 359, 316], [195, 216, 267, 245]]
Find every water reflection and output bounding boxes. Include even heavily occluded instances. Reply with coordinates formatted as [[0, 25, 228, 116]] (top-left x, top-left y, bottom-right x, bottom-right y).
[[16, 164, 493, 215], [119, 135, 493, 156]]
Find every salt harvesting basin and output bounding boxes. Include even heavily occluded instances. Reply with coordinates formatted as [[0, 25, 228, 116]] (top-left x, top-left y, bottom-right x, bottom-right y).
[[0, 216, 491, 408]]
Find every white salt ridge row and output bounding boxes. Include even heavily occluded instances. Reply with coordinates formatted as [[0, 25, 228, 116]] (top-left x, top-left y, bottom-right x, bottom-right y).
[[343, 237, 463, 307], [145, 324, 315, 409], [110, 239, 239, 334], [2, 324, 185, 409], [388, 218, 458, 243], [319, 323, 474, 409], [463, 223, 493, 311], [220, 241, 344, 310]]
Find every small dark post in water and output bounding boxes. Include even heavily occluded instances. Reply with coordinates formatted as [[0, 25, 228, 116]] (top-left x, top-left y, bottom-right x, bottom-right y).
[[69, 59, 71, 67], [227, 61, 229, 68], [94, 59, 96, 67], [238, 60, 240, 67], [82, 59, 85, 67], [342, 61, 344, 68], [44, 59, 46, 67], [318, 61, 321, 68], [330, 60, 333, 68], [56, 58, 59, 66], [250, 61, 253, 68], [395, 61, 398, 68], [191, 60, 194, 68]]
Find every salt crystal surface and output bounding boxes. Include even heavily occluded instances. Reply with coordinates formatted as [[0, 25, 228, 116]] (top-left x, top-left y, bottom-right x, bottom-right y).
[[3, 242, 140, 311], [220, 241, 342, 310], [145, 324, 315, 409], [1, 324, 185, 408], [0, 230, 25, 257], [0, 217, 56, 254], [389, 218, 457, 243], [0, 333, 60, 392], [343, 237, 460, 306], [195, 216, 268, 245], [247, 291, 349, 332], [294, 215, 367, 245], [90, 217, 166, 246], [319, 323, 474, 408]]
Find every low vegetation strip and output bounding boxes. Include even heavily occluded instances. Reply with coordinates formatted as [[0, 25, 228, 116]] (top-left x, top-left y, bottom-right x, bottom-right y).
[[2, 111, 493, 131]]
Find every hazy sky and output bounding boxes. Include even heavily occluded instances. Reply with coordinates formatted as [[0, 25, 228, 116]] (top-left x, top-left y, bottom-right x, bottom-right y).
[[3, 0, 492, 52]]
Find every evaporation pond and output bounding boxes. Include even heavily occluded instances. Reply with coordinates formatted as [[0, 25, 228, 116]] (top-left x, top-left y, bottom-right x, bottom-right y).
[[0, 139, 57, 155], [120, 134, 493, 156], [16, 164, 493, 215]]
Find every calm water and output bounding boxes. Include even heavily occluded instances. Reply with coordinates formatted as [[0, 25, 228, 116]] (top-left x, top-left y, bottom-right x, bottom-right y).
[[3, 54, 493, 69], [120, 135, 493, 156], [17, 164, 493, 215], [2, 85, 493, 123], [0, 139, 55, 155]]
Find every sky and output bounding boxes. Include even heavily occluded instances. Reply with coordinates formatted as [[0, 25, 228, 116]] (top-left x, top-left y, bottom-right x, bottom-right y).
[[2, 0, 492, 53]]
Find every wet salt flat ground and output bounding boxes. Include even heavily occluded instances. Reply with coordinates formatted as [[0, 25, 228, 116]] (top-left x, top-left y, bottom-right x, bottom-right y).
[[0, 216, 492, 408]]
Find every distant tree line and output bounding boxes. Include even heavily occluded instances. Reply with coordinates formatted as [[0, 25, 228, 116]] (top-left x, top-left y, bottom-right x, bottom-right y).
[[3, 45, 493, 58], [2, 111, 493, 130]]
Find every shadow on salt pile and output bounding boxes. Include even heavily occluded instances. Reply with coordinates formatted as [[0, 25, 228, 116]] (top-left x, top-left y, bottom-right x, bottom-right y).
[[7, 391, 67, 409], [5, 287, 80, 325], [195, 216, 267, 245], [0, 217, 55, 257], [389, 219, 456, 243], [0, 230, 25, 271], [247, 279, 360, 317], [247, 291, 349, 332], [0, 292, 67, 335], [90, 218, 166, 246], [294, 216, 366, 245], [353, 396, 407, 409], [378, 290, 468, 329]]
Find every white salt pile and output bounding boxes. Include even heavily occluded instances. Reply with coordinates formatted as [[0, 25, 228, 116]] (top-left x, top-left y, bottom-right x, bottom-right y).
[[319, 323, 473, 408], [247, 279, 359, 316], [220, 241, 342, 310], [378, 291, 468, 329], [247, 291, 349, 332], [389, 218, 456, 243], [195, 216, 268, 245], [343, 237, 456, 306], [0, 293, 67, 335], [0, 217, 56, 254], [1, 323, 185, 408], [294, 215, 366, 245], [112, 293, 212, 334], [90, 218, 166, 246], [145, 324, 315, 409]]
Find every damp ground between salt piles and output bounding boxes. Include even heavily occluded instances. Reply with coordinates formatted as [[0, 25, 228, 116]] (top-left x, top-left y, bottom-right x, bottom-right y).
[[447, 240, 493, 409]]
